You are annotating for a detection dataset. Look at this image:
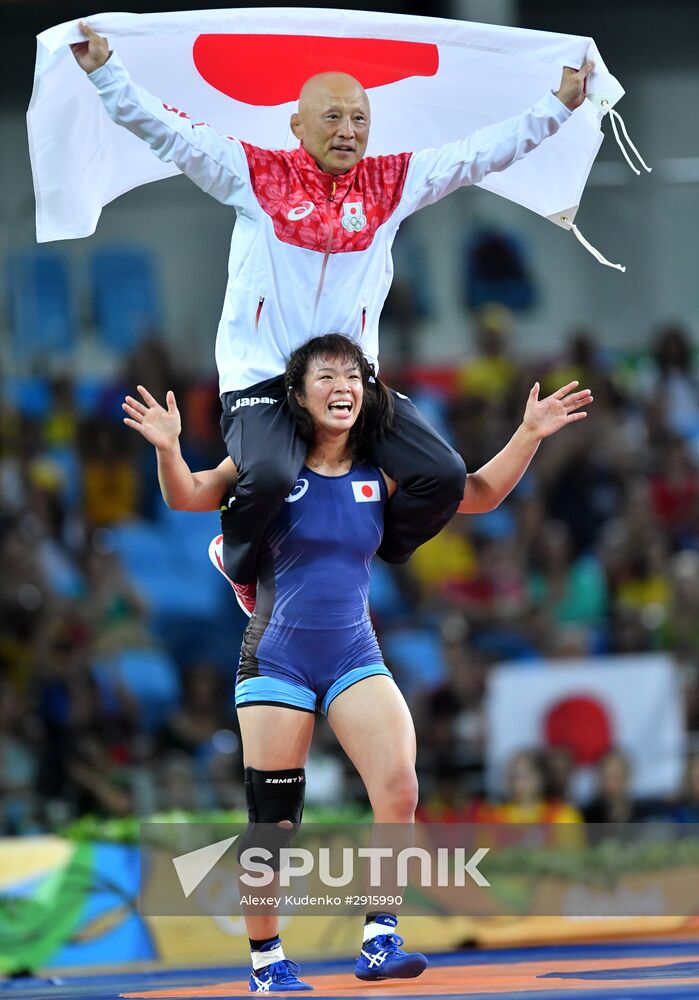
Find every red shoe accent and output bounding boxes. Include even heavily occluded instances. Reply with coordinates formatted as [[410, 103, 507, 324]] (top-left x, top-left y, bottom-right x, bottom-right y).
[[231, 580, 257, 618], [208, 535, 256, 618]]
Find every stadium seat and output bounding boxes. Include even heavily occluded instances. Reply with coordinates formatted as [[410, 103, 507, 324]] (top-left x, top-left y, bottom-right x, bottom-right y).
[[7, 252, 74, 361], [368, 561, 409, 622], [111, 512, 228, 620], [90, 247, 161, 354], [382, 627, 447, 695], [1, 375, 51, 417], [93, 646, 181, 731]]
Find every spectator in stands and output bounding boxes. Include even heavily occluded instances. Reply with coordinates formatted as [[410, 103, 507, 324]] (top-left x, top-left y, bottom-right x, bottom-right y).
[[649, 437, 699, 546], [43, 376, 79, 450], [65, 733, 134, 817], [0, 682, 40, 834], [79, 544, 149, 654], [457, 304, 519, 410], [668, 550, 699, 657], [583, 748, 640, 823], [539, 428, 622, 555], [612, 534, 671, 644], [407, 515, 478, 605], [125, 336, 180, 413], [81, 420, 138, 528], [543, 329, 607, 399], [527, 520, 608, 641], [640, 324, 699, 452], [0, 520, 51, 681], [495, 749, 582, 824], [443, 536, 527, 621], [415, 636, 488, 771], [670, 753, 699, 823], [159, 661, 240, 807], [35, 615, 137, 817], [157, 751, 200, 812], [543, 745, 576, 806], [415, 759, 492, 823]]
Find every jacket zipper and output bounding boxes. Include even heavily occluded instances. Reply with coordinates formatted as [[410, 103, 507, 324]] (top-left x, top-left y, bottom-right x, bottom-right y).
[[361, 305, 367, 337], [312, 180, 337, 327], [255, 296, 265, 331]]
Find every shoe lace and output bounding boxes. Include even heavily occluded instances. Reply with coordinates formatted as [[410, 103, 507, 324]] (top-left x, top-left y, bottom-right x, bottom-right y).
[[265, 959, 302, 983], [371, 932, 405, 953]]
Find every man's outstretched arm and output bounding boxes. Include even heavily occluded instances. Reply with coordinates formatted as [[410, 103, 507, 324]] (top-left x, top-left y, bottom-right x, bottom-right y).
[[399, 62, 593, 215], [71, 22, 253, 208]]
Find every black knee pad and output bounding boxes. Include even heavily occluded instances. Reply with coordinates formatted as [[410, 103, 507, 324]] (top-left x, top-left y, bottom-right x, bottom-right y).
[[237, 767, 306, 869]]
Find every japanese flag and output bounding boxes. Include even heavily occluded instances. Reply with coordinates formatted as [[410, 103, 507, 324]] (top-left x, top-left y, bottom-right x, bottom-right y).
[[352, 480, 381, 503], [485, 654, 686, 800], [28, 7, 625, 243]]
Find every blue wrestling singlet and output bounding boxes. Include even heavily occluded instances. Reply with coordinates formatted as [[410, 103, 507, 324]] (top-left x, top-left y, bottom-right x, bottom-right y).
[[236, 461, 393, 714]]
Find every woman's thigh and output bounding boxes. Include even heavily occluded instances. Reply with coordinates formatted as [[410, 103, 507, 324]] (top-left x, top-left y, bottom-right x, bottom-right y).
[[237, 704, 315, 769], [327, 675, 416, 796]]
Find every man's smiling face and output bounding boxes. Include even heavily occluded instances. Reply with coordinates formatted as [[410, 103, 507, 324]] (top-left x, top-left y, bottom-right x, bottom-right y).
[[290, 72, 371, 175]]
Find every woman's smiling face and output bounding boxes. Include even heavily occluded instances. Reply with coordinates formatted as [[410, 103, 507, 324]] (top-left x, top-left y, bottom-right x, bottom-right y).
[[296, 354, 364, 434]]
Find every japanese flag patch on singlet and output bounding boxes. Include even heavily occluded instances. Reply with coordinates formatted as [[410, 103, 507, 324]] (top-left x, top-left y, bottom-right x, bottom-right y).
[[352, 480, 381, 503]]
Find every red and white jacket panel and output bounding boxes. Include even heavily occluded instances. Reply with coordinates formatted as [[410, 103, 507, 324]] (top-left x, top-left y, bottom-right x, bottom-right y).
[[89, 55, 570, 393]]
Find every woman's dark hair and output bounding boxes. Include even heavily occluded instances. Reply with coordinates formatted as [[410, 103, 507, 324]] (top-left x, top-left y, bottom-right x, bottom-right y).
[[285, 334, 394, 460]]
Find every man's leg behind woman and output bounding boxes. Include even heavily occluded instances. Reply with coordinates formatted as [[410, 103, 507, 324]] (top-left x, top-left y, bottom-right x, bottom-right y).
[[219, 380, 307, 586], [371, 391, 466, 564]]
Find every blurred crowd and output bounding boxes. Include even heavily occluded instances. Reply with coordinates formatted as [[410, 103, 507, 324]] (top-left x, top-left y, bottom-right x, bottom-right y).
[[3, 309, 699, 835]]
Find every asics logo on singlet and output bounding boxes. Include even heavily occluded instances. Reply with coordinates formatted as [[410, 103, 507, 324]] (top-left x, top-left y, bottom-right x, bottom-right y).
[[287, 201, 314, 221], [284, 478, 309, 503], [231, 396, 278, 412]]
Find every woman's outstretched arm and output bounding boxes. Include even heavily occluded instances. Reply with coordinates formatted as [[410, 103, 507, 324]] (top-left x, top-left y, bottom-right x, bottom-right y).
[[459, 380, 592, 514], [123, 384, 236, 511]]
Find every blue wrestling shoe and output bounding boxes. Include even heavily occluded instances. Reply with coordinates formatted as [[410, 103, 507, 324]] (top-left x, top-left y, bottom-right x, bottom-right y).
[[248, 938, 312, 992], [249, 958, 312, 992], [355, 916, 428, 981]]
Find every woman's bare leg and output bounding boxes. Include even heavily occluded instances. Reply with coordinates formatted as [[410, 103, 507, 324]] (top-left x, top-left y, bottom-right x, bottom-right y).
[[327, 675, 418, 822], [327, 675, 426, 978]]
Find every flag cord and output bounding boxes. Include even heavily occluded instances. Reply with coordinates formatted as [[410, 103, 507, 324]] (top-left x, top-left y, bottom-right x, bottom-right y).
[[560, 216, 626, 272], [601, 100, 652, 177]]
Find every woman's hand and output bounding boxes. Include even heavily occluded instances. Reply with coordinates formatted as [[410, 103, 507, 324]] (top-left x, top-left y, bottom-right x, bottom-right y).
[[522, 380, 592, 441], [122, 385, 181, 451]]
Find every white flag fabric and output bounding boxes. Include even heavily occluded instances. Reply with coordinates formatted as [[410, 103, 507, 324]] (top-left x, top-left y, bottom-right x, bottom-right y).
[[28, 7, 625, 244], [485, 655, 687, 800]]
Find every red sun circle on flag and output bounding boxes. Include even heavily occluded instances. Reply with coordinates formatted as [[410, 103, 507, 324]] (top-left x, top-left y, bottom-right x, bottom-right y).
[[543, 695, 613, 766], [361, 484, 374, 498], [193, 35, 439, 106]]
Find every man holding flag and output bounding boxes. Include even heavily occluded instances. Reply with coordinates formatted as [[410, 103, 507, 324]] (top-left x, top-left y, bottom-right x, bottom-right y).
[[71, 21, 591, 618]]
